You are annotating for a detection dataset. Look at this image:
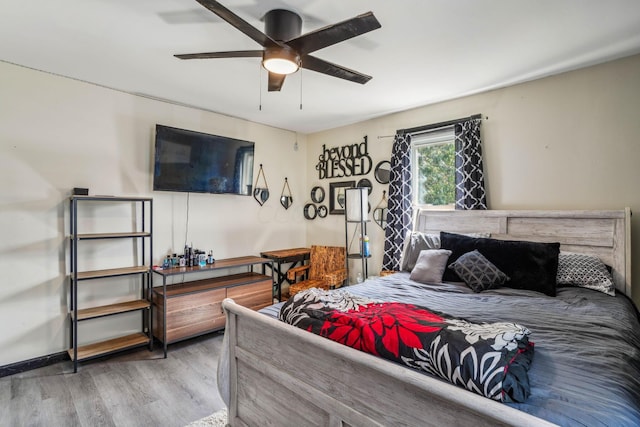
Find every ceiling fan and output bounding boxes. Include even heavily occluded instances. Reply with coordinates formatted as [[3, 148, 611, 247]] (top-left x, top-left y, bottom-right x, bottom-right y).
[[174, 0, 382, 92]]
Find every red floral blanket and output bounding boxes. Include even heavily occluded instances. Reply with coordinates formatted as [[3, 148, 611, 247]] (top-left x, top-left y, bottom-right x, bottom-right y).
[[279, 288, 534, 403]]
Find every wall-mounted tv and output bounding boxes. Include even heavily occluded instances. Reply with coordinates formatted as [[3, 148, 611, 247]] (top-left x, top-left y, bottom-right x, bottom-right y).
[[153, 124, 254, 195]]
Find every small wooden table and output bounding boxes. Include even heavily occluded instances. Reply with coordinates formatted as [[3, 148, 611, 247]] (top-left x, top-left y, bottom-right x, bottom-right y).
[[260, 247, 311, 301]]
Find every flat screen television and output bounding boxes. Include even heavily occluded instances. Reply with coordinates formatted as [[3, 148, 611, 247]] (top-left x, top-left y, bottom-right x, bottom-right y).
[[153, 124, 254, 195]]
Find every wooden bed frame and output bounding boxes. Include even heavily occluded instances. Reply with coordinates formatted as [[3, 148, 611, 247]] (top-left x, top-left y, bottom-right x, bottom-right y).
[[219, 209, 631, 426]]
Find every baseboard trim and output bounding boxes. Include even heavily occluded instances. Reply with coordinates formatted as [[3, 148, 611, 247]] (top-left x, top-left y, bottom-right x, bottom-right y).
[[0, 351, 70, 378]]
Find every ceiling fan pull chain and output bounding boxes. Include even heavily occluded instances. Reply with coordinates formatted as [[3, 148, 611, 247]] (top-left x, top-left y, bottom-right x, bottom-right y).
[[299, 69, 303, 110]]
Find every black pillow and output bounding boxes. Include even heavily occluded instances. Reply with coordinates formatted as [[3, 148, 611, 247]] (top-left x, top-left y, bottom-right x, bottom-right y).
[[440, 232, 560, 296]]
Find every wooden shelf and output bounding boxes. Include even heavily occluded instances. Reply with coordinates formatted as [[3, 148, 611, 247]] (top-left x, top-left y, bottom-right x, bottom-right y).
[[68, 195, 153, 372], [72, 299, 150, 321], [152, 256, 270, 278], [76, 266, 149, 280], [75, 232, 151, 240], [68, 333, 149, 361]]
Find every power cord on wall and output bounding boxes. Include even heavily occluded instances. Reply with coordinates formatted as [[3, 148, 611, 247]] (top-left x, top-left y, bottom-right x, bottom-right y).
[[179, 192, 191, 284], [183, 192, 190, 248]]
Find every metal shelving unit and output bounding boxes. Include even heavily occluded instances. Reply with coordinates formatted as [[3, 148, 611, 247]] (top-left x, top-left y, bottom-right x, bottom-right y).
[[68, 195, 153, 372]]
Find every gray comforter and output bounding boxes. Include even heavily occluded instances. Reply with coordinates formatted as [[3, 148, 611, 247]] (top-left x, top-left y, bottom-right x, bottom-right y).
[[261, 272, 640, 427]]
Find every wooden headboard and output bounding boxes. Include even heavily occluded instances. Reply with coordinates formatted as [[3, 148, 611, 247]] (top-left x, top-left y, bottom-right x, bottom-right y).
[[414, 208, 632, 297]]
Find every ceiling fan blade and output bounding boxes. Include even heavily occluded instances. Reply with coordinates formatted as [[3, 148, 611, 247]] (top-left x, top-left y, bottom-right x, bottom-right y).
[[286, 12, 381, 55], [175, 50, 263, 60], [301, 55, 372, 85], [194, 0, 279, 49], [268, 72, 286, 92]]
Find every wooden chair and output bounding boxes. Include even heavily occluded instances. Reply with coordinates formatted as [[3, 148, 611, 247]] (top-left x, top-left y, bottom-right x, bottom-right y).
[[287, 245, 347, 297]]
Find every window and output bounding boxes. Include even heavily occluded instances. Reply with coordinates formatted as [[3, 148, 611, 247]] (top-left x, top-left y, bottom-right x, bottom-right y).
[[411, 127, 455, 209]]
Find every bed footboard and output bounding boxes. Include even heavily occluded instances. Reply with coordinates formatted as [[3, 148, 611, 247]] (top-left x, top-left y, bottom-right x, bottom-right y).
[[219, 298, 556, 427]]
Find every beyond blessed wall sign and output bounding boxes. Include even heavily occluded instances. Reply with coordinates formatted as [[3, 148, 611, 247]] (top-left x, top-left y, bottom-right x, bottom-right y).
[[316, 136, 373, 179]]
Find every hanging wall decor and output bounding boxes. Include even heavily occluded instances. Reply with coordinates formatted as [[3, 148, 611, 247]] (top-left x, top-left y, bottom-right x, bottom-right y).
[[373, 190, 389, 229], [304, 186, 327, 219], [303, 203, 317, 220], [280, 177, 293, 209], [310, 186, 325, 203], [329, 181, 355, 215], [374, 160, 391, 184], [356, 178, 373, 195], [316, 136, 373, 180], [253, 164, 270, 206]]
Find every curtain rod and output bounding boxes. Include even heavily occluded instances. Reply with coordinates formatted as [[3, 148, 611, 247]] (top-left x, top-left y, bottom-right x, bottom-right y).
[[398, 113, 483, 136]]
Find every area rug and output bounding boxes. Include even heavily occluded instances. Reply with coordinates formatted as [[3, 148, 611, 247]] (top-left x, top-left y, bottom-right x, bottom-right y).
[[185, 408, 228, 427]]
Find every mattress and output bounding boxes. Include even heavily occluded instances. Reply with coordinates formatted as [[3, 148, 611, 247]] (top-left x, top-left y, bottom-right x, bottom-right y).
[[261, 272, 640, 427]]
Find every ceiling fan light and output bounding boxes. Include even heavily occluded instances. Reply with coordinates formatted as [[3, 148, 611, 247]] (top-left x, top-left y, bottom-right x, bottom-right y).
[[262, 47, 300, 75], [263, 58, 299, 75]]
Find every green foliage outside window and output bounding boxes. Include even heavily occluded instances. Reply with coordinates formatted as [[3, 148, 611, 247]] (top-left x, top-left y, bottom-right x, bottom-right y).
[[416, 142, 455, 206]]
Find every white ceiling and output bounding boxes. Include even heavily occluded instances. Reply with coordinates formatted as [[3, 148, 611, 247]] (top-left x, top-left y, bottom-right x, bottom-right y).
[[2, 0, 640, 134]]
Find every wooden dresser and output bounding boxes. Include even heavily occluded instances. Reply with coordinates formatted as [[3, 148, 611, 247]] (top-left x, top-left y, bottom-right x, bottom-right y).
[[151, 256, 273, 356]]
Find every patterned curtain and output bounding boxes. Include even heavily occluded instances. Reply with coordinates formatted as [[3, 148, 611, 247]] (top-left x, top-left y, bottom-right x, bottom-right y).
[[454, 118, 487, 210], [382, 133, 413, 271]]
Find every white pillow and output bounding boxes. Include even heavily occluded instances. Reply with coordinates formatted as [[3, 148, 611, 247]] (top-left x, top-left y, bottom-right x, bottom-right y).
[[410, 249, 453, 284]]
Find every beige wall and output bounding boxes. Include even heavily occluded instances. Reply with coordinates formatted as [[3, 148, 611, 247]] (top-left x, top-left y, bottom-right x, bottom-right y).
[[2, 53, 639, 367], [306, 54, 640, 305], [0, 61, 308, 366]]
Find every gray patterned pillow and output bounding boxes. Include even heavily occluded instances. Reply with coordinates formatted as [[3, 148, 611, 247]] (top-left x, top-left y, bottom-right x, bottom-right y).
[[448, 250, 510, 292], [556, 252, 615, 296]]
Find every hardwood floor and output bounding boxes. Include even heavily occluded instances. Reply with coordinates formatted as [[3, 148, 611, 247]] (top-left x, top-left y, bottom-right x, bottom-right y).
[[0, 332, 226, 427]]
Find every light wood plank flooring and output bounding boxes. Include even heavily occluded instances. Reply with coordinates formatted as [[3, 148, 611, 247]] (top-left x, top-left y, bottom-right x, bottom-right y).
[[0, 332, 226, 427]]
